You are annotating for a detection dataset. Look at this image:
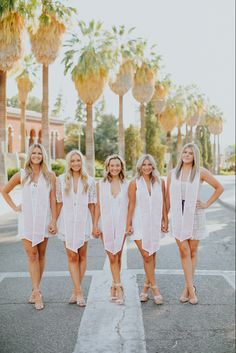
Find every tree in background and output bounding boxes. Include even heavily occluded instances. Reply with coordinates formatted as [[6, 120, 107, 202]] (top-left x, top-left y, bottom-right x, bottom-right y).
[[7, 95, 41, 112], [195, 124, 213, 170], [145, 102, 166, 174], [64, 122, 85, 155], [125, 124, 142, 173], [51, 92, 63, 117], [94, 114, 118, 162]]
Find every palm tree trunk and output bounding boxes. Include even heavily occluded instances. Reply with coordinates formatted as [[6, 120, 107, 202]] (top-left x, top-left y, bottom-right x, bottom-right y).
[[0, 70, 7, 188], [42, 64, 50, 159], [217, 134, 220, 175], [20, 101, 26, 153], [213, 134, 216, 174], [185, 124, 188, 143], [86, 103, 94, 176], [167, 131, 172, 171], [189, 126, 193, 143], [140, 103, 146, 153], [177, 126, 182, 157], [118, 95, 125, 158]]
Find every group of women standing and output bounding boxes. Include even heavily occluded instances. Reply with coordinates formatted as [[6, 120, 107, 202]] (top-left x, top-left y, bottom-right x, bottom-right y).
[[2, 142, 224, 310]]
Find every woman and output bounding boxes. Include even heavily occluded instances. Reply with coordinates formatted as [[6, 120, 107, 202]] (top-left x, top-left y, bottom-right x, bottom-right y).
[[93, 155, 129, 305], [126, 154, 168, 305], [166, 143, 224, 304], [1, 143, 57, 310], [56, 150, 96, 307]]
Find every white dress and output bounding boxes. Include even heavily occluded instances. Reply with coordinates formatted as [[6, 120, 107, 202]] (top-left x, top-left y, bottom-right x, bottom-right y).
[[181, 181, 207, 240], [56, 176, 96, 243], [18, 169, 52, 240]]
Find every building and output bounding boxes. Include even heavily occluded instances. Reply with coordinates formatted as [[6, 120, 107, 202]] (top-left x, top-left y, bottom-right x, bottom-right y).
[[7, 107, 65, 162]]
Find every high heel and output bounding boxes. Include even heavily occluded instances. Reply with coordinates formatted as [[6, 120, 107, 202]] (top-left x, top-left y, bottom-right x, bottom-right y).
[[69, 290, 77, 304], [114, 283, 125, 305], [179, 287, 189, 303], [140, 283, 150, 302], [77, 294, 86, 307], [150, 285, 163, 305], [28, 290, 36, 304], [110, 282, 118, 302], [34, 291, 44, 310], [189, 286, 198, 305]]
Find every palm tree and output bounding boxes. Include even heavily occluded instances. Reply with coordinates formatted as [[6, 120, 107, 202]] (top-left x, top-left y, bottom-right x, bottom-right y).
[[29, 0, 74, 157], [159, 99, 178, 171], [63, 20, 119, 175], [186, 88, 204, 143], [16, 55, 38, 165], [152, 75, 171, 116], [132, 41, 161, 153], [0, 1, 30, 188], [205, 105, 223, 174], [109, 26, 136, 158]]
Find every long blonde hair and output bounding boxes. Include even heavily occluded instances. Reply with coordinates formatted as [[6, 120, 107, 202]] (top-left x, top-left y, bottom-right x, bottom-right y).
[[103, 154, 126, 183], [64, 150, 89, 193], [136, 154, 160, 184], [23, 143, 52, 186], [175, 143, 200, 182]]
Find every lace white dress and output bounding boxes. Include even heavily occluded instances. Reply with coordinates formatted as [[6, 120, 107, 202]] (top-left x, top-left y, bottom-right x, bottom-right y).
[[18, 169, 52, 239], [56, 176, 97, 242]]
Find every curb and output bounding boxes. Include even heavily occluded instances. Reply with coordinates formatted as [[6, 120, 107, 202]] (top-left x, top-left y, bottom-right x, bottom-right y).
[[218, 199, 235, 212]]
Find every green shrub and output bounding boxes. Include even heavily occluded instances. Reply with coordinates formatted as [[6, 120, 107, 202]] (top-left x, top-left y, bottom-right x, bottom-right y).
[[95, 160, 104, 179], [51, 159, 65, 176], [7, 168, 20, 180]]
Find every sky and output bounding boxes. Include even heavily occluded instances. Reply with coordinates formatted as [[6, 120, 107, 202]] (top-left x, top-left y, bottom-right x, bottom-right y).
[[7, 0, 235, 149]]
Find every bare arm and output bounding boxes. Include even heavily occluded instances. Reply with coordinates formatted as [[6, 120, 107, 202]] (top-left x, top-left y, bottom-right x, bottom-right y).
[[161, 178, 168, 232], [92, 182, 101, 237], [49, 174, 57, 224], [165, 172, 171, 214], [56, 202, 63, 219], [197, 168, 224, 209], [88, 203, 95, 223], [1, 172, 21, 212], [126, 181, 136, 235]]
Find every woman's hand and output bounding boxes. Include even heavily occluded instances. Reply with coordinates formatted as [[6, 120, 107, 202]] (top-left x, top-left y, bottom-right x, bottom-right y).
[[125, 225, 133, 236], [161, 217, 168, 233], [14, 204, 22, 213], [196, 200, 208, 209], [48, 221, 57, 235], [92, 226, 101, 238]]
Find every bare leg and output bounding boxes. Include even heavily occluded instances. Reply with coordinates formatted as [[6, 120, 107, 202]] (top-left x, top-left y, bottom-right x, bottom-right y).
[[189, 240, 200, 278], [66, 247, 82, 296], [37, 238, 48, 282], [78, 242, 88, 284], [22, 239, 40, 292], [176, 239, 196, 300], [135, 240, 160, 297]]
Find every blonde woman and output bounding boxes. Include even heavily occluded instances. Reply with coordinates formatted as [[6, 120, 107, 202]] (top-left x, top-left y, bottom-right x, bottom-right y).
[[166, 143, 224, 304], [126, 154, 168, 305], [1, 143, 57, 310], [56, 150, 96, 307], [93, 155, 129, 305]]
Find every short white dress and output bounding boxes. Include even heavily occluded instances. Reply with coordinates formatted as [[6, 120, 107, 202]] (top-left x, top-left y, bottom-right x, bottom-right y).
[[56, 176, 96, 242], [18, 169, 52, 240], [181, 181, 207, 240]]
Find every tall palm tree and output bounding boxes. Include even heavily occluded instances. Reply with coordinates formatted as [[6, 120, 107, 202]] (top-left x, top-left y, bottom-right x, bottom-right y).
[[63, 20, 119, 176], [16, 55, 38, 164], [109, 26, 136, 158], [0, 2, 28, 188], [132, 42, 161, 153], [159, 99, 178, 171], [29, 0, 74, 157], [152, 76, 171, 116], [186, 88, 204, 143]]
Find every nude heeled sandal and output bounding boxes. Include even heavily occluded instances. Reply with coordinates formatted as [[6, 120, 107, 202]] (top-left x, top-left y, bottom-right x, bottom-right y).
[[69, 290, 77, 304], [114, 283, 125, 305], [189, 285, 198, 305], [34, 291, 44, 310], [77, 294, 86, 307], [179, 287, 189, 303], [150, 285, 163, 305], [28, 290, 36, 304], [140, 283, 150, 302], [110, 282, 118, 302]]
